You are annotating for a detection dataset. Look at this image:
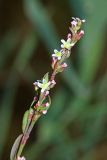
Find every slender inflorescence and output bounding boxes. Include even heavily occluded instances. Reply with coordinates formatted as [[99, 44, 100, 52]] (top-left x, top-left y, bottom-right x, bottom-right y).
[[10, 17, 85, 160]]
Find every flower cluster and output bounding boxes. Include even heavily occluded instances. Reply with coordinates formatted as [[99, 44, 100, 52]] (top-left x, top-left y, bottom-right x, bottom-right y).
[[51, 17, 85, 73], [33, 17, 85, 115], [33, 73, 55, 114], [70, 17, 85, 41]]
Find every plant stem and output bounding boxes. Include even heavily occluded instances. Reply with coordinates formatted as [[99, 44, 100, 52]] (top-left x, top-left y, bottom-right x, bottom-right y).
[[16, 112, 41, 159]]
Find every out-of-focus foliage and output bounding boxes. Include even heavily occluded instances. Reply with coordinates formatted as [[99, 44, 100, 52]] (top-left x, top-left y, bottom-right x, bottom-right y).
[[0, 0, 107, 160]]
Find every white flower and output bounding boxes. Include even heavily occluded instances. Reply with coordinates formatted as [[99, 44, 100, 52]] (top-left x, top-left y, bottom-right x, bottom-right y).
[[52, 49, 62, 60], [33, 73, 50, 93], [37, 79, 51, 93], [61, 38, 74, 50]]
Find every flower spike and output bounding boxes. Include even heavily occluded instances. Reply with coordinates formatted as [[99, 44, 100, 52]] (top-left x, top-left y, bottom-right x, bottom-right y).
[[10, 17, 85, 160]]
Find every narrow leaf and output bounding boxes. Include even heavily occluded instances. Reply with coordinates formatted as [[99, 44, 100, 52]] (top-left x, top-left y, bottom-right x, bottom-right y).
[[10, 134, 23, 160], [43, 72, 49, 82]]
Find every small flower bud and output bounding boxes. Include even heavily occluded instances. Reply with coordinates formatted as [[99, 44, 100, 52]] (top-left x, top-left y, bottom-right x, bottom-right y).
[[71, 20, 77, 27], [45, 90, 49, 96], [45, 102, 49, 107], [70, 17, 85, 35], [79, 30, 84, 36], [67, 33, 72, 39], [51, 79, 55, 84], [61, 63, 68, 68], [17, 156, 26, 160], [76, 30, 84, 40], [82, 19, 86, 23], [34, 101, 40, 109], [42, 110, 47, 114], [50, 80, 56, 88], [34, 96, 38, 101]]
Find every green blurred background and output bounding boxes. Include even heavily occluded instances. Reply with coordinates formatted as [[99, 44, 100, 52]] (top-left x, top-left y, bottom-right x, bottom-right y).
[[0, 0, 107, 159]]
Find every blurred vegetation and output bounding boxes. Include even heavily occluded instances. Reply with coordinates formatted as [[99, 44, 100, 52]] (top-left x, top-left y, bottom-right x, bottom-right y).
[[0, 0, 107, 160]]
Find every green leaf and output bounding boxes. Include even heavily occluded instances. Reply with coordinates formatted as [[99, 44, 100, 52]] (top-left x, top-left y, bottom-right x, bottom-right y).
[[10, 134, 23, 160], [43, 72, 49, 82], [22, 110, 29, 133]]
